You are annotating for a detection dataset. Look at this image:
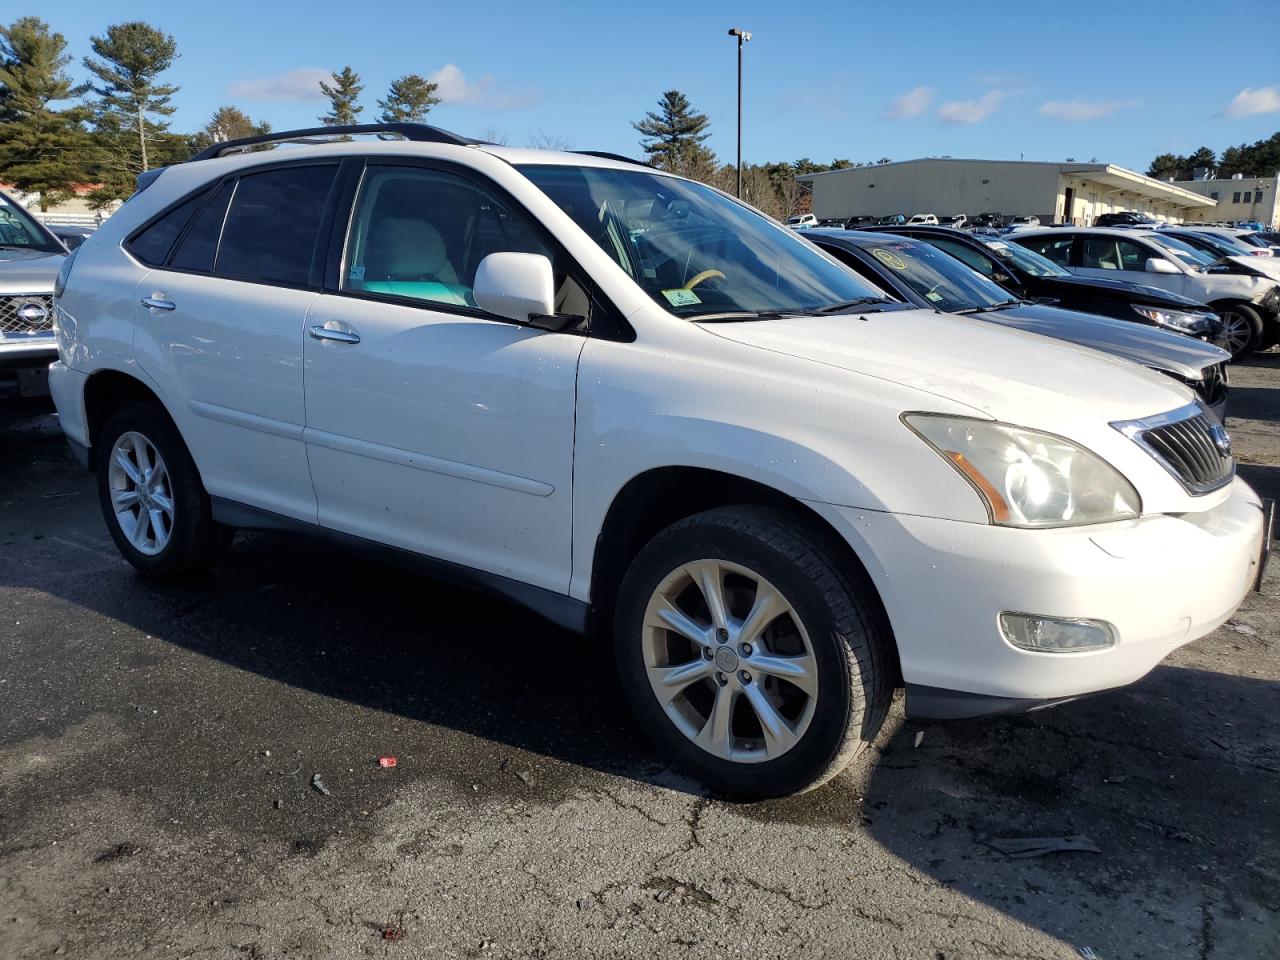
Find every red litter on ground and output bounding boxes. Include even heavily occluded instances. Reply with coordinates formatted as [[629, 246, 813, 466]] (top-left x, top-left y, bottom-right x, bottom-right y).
[[377, 756, 397, 768]]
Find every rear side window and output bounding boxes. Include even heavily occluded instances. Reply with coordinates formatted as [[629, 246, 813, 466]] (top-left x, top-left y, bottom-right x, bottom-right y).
[[170, 180, 234, 272], [1018, 234, 1074, 267], [128, 191, 208, 266], [214, 165, 338, 286]]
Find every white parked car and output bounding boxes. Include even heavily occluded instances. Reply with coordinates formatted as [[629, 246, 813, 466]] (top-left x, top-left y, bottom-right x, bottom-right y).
[[907, 213, 938, 225], [50, 124, 1271, 798], [1012, 227, 1280, 358], [786, 213, 817, 229]]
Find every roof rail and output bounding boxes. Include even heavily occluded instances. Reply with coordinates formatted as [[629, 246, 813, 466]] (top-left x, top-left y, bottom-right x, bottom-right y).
[[189, 122, 485, 162], [573, 150, 650, 168]]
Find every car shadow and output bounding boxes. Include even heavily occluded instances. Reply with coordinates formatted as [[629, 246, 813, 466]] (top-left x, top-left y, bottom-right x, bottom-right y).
[[3, 358, 1277, 953]]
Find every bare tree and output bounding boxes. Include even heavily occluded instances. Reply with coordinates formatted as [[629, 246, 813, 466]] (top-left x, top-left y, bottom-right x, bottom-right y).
[[477, 125, 509, 146], [527, 127, 574, 151]]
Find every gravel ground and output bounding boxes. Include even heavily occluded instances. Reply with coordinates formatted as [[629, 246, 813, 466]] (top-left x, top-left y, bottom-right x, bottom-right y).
[[1, 355, 1277, 960]]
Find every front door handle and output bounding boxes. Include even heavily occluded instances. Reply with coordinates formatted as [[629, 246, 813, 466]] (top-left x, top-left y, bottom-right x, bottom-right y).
[[308, 323, 361, 344], [141, 295, 176, 312]]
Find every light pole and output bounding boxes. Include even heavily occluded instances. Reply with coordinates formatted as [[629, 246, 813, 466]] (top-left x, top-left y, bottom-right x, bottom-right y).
[[727, 27, 751, 198]]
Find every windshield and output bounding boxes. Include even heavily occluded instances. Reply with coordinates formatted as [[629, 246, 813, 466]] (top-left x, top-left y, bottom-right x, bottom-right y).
[[518, 165, 886, 318], [983, 239, 1070, 277], [1178, 231, 1248, 256], [0, 194, 64, 253], [1149, 234, 1216, 267], [862, 240, 1013, 312]]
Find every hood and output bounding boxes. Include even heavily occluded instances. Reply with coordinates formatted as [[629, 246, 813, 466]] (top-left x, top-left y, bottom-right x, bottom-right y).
[[1222, 255, 1280, 282], [1042, 273, 1208, 308], [0, 248, 64, 294], [701, 308, 1194, 425], [972, 303, 1228, 380]]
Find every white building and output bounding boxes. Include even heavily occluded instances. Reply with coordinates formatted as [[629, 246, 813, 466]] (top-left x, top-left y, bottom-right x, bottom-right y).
[[797, 158, 1217, 226], [1171, 174, 1279, 228]]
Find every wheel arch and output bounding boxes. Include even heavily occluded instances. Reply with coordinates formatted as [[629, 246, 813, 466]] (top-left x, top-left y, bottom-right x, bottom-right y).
[[588, 465, 901, 683], [82, 368, 179, 469]]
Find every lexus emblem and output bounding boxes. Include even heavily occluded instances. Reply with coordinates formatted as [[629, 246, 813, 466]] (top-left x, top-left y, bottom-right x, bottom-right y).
[[1209, 422, 1232, 458]]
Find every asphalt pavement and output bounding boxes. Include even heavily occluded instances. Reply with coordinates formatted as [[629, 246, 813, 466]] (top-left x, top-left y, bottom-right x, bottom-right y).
[[1, 355, 1278, 960]]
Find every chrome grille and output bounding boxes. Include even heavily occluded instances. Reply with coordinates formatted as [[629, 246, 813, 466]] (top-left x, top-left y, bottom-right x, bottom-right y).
[[0, 294, 55, 335], [1113, 404, 1234, 495]]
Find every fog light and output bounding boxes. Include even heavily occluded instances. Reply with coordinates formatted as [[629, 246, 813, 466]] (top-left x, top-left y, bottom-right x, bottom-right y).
[[999, 612, 1116, 653]]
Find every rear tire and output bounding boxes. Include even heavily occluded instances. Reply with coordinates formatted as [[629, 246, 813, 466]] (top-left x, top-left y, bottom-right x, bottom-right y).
[[613, 506, 893, 799], [1215, 303, 1263, 360], [95, 402, 230, 577]]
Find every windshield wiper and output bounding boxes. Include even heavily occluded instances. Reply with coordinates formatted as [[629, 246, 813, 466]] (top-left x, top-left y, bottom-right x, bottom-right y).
[[956, 299, 1023, 314], [692, 309, 794, 322], [806, 297, 894, 314]]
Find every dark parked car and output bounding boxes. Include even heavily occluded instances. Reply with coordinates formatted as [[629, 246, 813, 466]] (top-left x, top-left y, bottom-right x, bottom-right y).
[[874, 214, 906, 225], [46, 223, 94, 251], [1095, 212, 1160, 228], [969, 212, 1004, 229], [809, 230, 1230, 419], [844, 215, 877, 229], [859, 224, 1223, 343]]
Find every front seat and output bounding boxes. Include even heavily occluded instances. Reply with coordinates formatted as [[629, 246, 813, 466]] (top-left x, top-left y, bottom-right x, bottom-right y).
[[359, 218, 472, 306]]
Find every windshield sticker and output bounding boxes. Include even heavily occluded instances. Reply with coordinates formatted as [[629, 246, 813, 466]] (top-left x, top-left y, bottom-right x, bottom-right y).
[[871, 248, 908, 270], [925, 291, 944, 302], [662, 288, 702, 307]]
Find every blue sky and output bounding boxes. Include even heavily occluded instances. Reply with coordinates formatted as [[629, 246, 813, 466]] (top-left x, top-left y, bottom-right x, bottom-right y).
[[33, 0, 1280, 171]]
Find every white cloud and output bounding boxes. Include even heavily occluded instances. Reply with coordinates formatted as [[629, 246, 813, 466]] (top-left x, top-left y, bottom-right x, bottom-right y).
[[1223, 86, 1280, 118], [427, 64, 537, 111], [227, 67, 331, 102], [937, 90, 1005, 124], [1038, 98, 1142, 121], [883, 86, 934, 120]]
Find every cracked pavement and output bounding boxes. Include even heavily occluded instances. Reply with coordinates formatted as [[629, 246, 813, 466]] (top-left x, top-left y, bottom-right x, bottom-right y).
[[1, 353, 1278, 959]]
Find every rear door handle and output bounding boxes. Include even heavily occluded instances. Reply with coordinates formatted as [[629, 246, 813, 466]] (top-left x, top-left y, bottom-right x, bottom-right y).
[[141, 295, 176, 312], [308, 323, 361, 344]]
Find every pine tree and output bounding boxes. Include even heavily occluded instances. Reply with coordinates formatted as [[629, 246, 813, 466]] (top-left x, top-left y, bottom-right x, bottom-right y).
[[0, 17, 93, 210], [82, 20, 179, 187], [377, 74, 439, 124], [633, 90, 712, 173], [319, 66, 363, 126], [190, 105, 271, 154]]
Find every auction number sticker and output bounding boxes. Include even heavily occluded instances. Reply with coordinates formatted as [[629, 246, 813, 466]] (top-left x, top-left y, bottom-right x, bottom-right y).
[[662, 288, 702, 307]]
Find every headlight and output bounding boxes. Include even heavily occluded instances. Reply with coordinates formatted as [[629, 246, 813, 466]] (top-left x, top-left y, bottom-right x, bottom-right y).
[[1133, 304, 1214, 335], [904, 414, 1141, 528]]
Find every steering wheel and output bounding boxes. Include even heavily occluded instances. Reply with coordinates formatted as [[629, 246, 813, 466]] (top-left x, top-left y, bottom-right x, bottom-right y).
[[683, 269, 725, 291]]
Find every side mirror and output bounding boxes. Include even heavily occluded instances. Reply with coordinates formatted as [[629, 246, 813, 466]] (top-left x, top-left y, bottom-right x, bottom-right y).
[[1145, 257, 1180, 275], [473, 252, 556, 326]]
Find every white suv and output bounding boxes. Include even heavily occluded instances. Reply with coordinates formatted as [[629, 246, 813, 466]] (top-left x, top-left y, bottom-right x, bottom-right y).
[[50, 124, 1271, 798]]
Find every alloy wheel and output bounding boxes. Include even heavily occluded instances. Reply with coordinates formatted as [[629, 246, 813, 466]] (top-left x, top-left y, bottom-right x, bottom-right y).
[[107, 431, 175, 556], [1217, 309, 1253, 358], [641, 559, 818, 763]]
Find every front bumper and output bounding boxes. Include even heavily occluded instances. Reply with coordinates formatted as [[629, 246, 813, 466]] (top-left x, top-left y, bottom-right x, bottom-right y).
[[812, 477, 1267, 715]]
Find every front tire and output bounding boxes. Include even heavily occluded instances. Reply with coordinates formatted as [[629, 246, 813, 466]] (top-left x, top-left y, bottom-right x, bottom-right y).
[[614, 506, 893, 799], [95, 402, 229, 577], [1215, 303, 1263, 360]]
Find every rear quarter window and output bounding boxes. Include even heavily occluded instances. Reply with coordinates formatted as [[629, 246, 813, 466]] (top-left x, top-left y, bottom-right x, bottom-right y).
[[127, 191, 209, 267]]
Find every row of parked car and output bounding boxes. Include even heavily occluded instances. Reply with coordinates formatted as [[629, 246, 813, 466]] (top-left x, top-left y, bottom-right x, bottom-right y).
[[4, 125, 1274, 798], [803, 214, 1280, 359]]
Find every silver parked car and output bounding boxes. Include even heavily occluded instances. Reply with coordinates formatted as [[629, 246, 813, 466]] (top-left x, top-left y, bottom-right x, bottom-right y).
[[0, 189, 66, 400]]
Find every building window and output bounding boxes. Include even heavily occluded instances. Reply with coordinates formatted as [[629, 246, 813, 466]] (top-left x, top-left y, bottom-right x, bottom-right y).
[[1210, 192, 1219, 201], [1256, 191, 1264, 203], [1232, 191, 1241, 203]]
